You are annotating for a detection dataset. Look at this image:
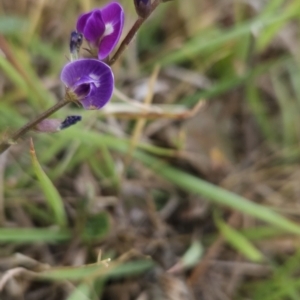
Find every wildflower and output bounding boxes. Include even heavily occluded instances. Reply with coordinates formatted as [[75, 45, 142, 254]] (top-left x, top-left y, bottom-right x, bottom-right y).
[[35, 116, 82, 133], [60, 59, 114, 110], [76, 2, 124, 60], [134, 0, 151, 18]]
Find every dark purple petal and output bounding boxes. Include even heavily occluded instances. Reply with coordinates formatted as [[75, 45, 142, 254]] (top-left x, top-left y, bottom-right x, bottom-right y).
[[76, 11, 93, 33], [80, 73, 114, 109], [74, 83, 91, 98], [60, 59, 114, 110], [83, 10, 105, 45], [98, 2, 124, 59]]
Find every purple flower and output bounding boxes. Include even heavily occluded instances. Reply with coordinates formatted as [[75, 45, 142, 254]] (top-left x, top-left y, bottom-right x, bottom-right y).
[[61, 59, 114, 110], [76, 2, 124, 60]]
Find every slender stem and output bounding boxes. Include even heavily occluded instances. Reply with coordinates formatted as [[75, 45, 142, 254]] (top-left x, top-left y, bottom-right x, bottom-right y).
[[0, 99, 70, 154], [108, 0, 162, 66]]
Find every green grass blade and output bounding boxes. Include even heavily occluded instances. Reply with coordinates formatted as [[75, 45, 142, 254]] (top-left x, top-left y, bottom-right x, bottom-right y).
[[246, 83, 278, 143], [30, 139, 67, 227], [0, 228, 70, 243], [215, 213, 264, 262], [60, 128, 300, 235], [39, 260, 154, 281], [0, 55, 29, 95], [144, 7, 299, 67], [66, 284, 92, 300], [135, 152, 300, 235]]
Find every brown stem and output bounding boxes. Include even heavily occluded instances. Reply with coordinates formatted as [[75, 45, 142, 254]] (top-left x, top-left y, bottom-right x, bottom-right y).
[[0, 99, 70, 154], [108, 0, 162, 66]]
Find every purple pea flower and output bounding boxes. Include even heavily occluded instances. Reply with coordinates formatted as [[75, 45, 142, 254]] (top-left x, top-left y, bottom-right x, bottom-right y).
[[76, 2, 124, 60], [61, 59, 114, 110]]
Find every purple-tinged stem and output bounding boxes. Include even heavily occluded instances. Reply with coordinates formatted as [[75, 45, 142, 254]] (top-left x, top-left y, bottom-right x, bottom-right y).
[[108, 0, 162, 66], [0, 99, 70, 154]]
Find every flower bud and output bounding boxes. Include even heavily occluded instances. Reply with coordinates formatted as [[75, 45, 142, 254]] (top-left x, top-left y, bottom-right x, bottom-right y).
[[60, 116, 82, 130], [34, 116, 82, 133], [35, 119, 61, 133], [134, 0, 151, 18], [70, 31, 83, 60]]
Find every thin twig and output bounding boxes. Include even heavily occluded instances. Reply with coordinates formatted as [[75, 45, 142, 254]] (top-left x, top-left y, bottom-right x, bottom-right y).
[[108, 0, 163, 66], [0, 99, 70, 155]]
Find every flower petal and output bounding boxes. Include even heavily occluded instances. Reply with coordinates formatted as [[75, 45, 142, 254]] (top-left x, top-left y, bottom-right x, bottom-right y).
[[98, 2, 124, 59], [80, 72, 114, 109], [76, 11, 93, 33], [81, 10, 106, 45], [60, 59, 114, 110]]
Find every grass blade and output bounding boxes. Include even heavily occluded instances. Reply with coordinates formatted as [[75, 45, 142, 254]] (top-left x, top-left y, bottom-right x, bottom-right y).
[[135, 152, 300, 235], [39, 260, 154, 281], [0, 228, 70, 243], [30, 139, 67, 227], [215, 213, 264, 262]]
